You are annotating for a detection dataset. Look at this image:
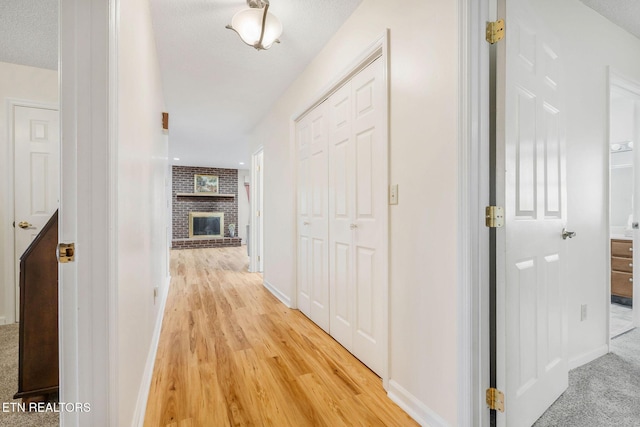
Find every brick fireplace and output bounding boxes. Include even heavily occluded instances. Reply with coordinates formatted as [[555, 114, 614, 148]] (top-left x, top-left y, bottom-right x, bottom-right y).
[[172, 166, 242, 249]]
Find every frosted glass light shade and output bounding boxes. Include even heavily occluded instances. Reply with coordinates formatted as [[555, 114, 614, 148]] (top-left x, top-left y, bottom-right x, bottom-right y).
[[229, 8, 283, 50]]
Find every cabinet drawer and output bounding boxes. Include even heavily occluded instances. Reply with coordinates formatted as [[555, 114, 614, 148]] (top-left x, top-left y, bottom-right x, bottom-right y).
[[612, 256, 633, 273], [612, 240, 633, 258], [612, 271, 633, 298]]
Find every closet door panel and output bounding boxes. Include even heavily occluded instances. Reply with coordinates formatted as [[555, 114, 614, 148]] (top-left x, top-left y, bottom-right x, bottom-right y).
[[351, 57, 386, 376], [298, 57, 387, 378], [329, 83, 355, 347], [307, 104, 330, 331]]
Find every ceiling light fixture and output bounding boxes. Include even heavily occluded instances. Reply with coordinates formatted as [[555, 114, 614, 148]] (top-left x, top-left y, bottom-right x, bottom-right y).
[[226, 0, 282, 51]]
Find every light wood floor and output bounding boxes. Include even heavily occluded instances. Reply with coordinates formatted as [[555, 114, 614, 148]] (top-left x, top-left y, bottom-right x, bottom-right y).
[[144, 246, 417, 427]]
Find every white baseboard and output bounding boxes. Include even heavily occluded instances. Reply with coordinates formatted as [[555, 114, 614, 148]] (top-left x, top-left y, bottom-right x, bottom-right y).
[[263, 279, 292, 308], [387, 379, 450, 427], [569, 344, 608, 370], [0, 316, 5, 325], [132, 275, 171, 427]]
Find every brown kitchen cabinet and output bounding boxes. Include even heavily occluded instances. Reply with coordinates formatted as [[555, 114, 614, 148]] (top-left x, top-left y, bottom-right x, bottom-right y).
[[611, 238, 633, 304]]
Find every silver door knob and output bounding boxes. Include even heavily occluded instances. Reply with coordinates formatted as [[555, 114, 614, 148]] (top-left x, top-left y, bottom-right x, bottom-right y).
[[562, 228, 576, 240], [350, 224, 358, 230]]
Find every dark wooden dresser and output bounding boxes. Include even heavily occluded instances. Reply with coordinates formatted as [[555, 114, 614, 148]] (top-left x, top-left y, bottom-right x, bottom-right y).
[[14, 211, 59, 401]]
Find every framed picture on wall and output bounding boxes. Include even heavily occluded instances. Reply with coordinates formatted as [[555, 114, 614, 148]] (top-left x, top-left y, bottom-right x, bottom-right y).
[[194, 174, 219, 194]]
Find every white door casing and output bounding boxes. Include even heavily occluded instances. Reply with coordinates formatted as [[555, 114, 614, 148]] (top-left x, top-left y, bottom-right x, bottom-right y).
[[60, 0, 114, 422], [496, 0, 569, 425], [250, 147, 264, 273], [297, 103, 330, 332], [633, 87, 640, 329], [328, 58, 386, 376], [13, 106, 60, 321]]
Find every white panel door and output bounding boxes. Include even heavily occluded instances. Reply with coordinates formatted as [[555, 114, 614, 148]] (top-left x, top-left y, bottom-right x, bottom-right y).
[[328, 57, 387, 376], [350, 58, 386, 376], [13, 106, 60, 319], [496, 0, 568, 425], [328, 82, 355, 349], [297, 103, 330, 332]]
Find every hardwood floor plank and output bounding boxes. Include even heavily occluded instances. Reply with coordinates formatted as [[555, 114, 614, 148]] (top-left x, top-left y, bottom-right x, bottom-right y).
[[144, 246, 418, 427]]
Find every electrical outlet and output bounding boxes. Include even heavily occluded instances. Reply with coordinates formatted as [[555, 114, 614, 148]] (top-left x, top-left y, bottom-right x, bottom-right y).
[[580, 304, 587, 321], [389, 184, 398, 205]]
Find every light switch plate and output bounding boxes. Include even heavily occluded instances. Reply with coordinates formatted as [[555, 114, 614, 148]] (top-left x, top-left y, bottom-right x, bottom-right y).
[[389, 184, 398, 205]]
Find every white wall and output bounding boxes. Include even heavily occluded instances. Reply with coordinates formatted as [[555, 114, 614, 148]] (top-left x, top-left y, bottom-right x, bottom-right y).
[[117, 0, 169, 424], [248, 0, 459, 424], [0, 62, 58, 325], [533, 0, 640, 365], [237, 169, 250, 243]]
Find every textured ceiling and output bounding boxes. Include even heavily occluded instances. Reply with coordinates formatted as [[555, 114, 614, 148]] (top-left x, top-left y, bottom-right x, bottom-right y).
[[150, 0, 363, 168], [0, 0, 58, 70], [580, 0, 640, 40]]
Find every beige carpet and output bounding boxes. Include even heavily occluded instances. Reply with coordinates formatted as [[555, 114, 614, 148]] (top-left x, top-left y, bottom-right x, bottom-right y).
[[534, 328, 640, 426], [0, 323, 58, 427]]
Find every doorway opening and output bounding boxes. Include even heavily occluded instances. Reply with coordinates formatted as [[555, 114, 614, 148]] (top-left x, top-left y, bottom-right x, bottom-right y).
[[9, 102, 60, 323], [0, 0, 61, 419], [609, 72, 640, 339]]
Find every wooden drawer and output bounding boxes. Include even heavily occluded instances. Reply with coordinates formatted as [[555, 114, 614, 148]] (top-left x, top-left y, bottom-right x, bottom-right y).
[[612, 240, 633, 258], [612, 256, 633, 273], [612, 271, 633, 298]]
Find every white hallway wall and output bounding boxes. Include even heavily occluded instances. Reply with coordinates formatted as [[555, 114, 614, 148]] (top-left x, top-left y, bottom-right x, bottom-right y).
[[0, 62, 58, 325], [117, 0, 169, 424], [533, 0, 640, 366], [248, 0, 459, 424]]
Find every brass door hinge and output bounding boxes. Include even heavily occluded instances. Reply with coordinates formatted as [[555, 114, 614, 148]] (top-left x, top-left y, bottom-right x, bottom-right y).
[[57, 243, 75, 263], [486, 388, 505, 412], [486, 19, 505, 44], [485, 206, 504, 228]]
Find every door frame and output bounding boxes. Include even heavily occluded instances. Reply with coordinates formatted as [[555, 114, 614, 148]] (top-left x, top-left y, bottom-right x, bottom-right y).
[[609, 69, 640, 335], [3, 99, 59, 325], [59, 0, 118, 424], [291, 31, 390, 388], [461, 0, 493, 424], [249, 146, 264, 273]]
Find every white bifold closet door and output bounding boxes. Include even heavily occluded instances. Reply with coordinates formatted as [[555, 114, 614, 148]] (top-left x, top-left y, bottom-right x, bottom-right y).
[[328, 58, 386, 376], [297, 57, 386, 376], [297, 101, 330, 332]]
